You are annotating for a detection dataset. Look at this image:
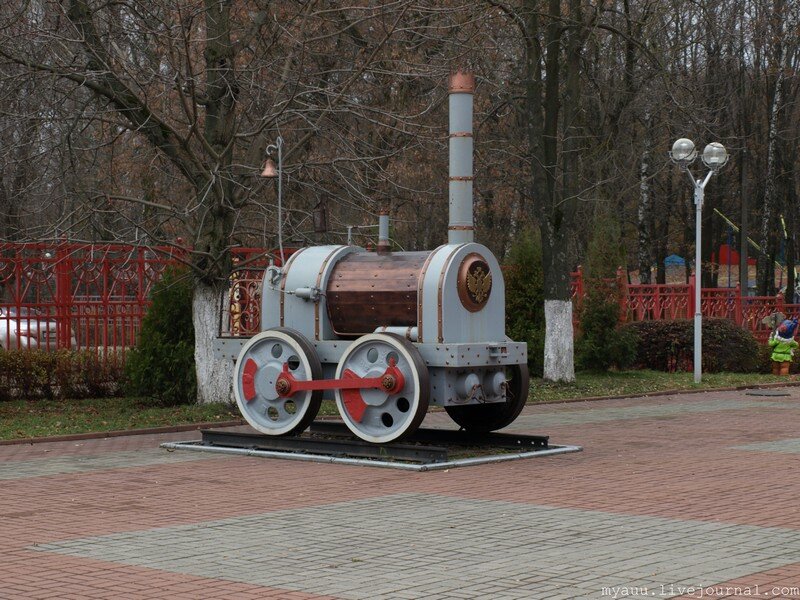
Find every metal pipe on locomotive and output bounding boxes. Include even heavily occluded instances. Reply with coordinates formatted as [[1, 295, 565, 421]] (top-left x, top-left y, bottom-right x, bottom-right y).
[[215, 72, 529, 444]]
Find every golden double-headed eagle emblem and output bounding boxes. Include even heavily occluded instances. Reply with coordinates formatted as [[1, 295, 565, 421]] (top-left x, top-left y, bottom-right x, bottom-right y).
[[466, 265, 492, 304], [457, 253, 492, 311]]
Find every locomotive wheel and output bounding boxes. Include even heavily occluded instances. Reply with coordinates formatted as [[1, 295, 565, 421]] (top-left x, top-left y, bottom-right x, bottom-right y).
[[444, 363, 530, 432], [334, 333, 429, 443], [233, 328, 322, 436]]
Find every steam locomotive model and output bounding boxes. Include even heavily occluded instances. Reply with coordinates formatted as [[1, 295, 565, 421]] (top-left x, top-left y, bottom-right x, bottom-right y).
[[215, 72, 529, 444]]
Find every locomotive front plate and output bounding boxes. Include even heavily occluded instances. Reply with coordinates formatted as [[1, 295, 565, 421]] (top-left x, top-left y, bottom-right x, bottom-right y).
[[457, 252, 492, 312]]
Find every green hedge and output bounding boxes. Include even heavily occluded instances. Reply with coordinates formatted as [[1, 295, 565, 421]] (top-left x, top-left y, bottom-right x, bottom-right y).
[[0, 349, 125, 400], [620, 318, 760, 373]]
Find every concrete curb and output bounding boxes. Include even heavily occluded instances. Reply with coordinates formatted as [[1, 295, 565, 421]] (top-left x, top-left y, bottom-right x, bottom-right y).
[[535, 380, 800, 406], [0, 419, 246, 447]]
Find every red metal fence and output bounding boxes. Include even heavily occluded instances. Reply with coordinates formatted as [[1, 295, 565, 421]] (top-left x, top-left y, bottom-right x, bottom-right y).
[[571, 267, 798, 342], [0, 242, 184, 356], [1, 242, 790, 357], [0, 243, 291, 360]]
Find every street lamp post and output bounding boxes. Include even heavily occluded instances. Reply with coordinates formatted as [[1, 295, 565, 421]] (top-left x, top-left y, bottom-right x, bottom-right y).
[[261, 136, 284, 267], [670, 138, 728, 383]]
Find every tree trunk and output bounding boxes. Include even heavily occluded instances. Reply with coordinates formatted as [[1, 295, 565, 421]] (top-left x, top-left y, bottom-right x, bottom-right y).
[[758, 45, 787, 295], [680, 187, 692, 284], [637, 111, 652, 284], [540, 225, 576, 382], [655, 171, 670, 285], [782, 142, 797, 303], [193, 284, 233, 404], [701, 186, 716, 288], [708, 201, 722, 288], [522, 0, 583, 383], [540, 0, 582, 384], [543, 300, 574, 381], [785, 230, 795, 304], [190, 192, 235, 403], [739, 148, 749, 293]]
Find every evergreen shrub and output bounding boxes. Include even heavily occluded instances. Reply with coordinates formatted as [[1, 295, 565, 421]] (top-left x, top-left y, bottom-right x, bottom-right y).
[[575, 211, 637, 371], [125, 268, 196, 405], [575, 283, 638, 371], [505, 229, 545, 376]]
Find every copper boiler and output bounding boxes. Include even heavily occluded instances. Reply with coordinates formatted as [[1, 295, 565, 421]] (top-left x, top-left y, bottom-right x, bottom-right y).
[[326, 251, 430, 336]]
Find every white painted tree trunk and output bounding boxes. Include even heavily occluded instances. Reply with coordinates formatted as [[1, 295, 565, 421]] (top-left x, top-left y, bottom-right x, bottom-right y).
[[543, 299, 575, 382], [193, 284, 233, 404]]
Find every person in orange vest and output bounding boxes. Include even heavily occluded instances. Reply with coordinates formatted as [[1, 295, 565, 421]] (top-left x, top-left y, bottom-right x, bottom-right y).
[[768, 318, 799, 376]]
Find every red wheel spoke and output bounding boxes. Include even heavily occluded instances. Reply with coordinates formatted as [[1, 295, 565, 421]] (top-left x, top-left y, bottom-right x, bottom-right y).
[[341, 370, 368, 422], [242, 358, 259, 402]]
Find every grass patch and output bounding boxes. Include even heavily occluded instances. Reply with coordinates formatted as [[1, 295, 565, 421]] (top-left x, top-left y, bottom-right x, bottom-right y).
[[528, 370, 799, 403], [1, 370, 796, 441], [0, 397, 240, 441], [319, 400, 339, 416]]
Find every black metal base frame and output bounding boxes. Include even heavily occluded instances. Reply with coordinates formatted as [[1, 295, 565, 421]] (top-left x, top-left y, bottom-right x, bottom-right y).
[[198, 422, 551, 465]]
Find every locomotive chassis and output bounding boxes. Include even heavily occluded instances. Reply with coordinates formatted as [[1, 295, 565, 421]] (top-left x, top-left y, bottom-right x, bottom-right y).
[[214, 336, 528, 406]]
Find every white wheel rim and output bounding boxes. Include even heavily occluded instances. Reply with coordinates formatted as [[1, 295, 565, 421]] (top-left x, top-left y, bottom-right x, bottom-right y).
[[334, 333, 423, 443], [233, 330, 315, 435]]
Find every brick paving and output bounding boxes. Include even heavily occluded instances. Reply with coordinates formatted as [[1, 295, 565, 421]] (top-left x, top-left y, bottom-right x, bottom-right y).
[[1, 388, 799, 599], [0, 449, 225, 480]]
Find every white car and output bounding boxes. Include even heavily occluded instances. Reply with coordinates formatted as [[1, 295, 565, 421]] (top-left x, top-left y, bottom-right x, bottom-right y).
[[0, 307, 76, 350]]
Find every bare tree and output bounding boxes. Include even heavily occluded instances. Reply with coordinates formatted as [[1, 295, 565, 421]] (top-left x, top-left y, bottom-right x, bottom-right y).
[[2, 0, 800, 390], [0, 0, 454, 401]]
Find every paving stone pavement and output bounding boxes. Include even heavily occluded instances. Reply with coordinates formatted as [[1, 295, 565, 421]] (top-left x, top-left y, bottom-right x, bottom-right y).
[[33, 493, 800, 599], [2, 387, 800, 599], [733, 437, 800, 454]]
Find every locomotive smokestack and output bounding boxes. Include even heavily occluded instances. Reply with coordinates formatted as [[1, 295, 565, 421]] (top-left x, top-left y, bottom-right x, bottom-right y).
[[448, 70, 475, 244]]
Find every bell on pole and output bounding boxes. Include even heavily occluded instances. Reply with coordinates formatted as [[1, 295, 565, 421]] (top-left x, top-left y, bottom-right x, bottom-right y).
[[261, 158, 278, 178]]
